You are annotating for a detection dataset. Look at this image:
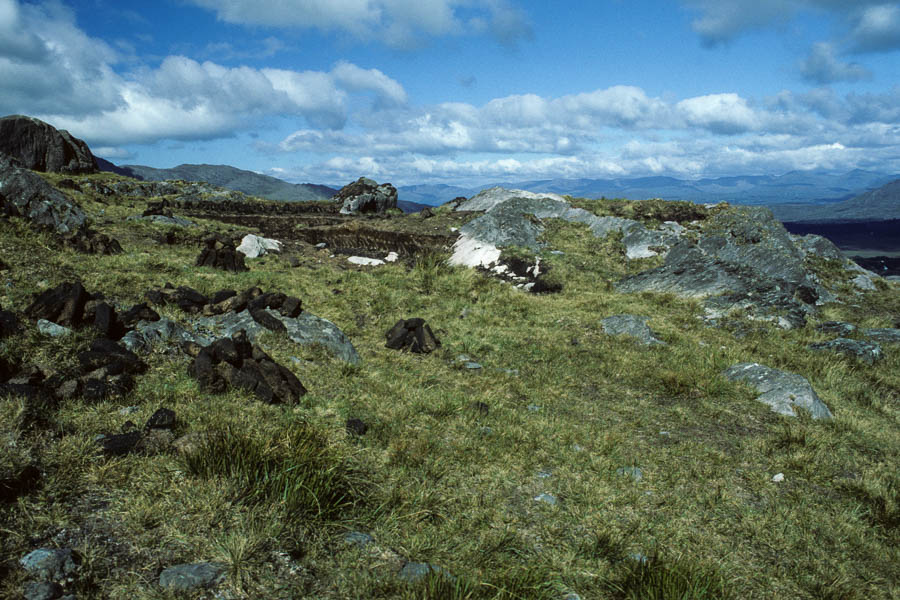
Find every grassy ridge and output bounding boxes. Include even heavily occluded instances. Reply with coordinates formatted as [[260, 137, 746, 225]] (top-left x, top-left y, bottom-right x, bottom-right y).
[[1, 173, 898, 599]]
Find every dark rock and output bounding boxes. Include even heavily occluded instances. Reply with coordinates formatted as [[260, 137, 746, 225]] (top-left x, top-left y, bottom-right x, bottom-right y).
[[0, 308, 19, 337], [119, 303, 160, 327], [0, 155, 87, 234], [145, 408, 176, 430], [471, 401, 490, 415], [0, 464, 40, 503], [250, 308, 287, 333], [25, 281, 90, 327], [287, 256, 301, 268], [19, 548, 80, 581], [279, 296, 302, 318], [158, 562, 227, 592], [91, 302, 126, 339], [385, 318, 441, 353], [0, 115, 98, 173], [81, 378, 110, 401], [24, 581, 64, 600], [188, 331, 306, 403], [210, 289, 237, 304], [420, 207, 434, 219], [78, 339, 145, 375], [809, 338, 883, 364], [63, 230, 123, 255], [0, 383, 48, 401], [98, 430, 143, 456], [861, 328, 900, 345], [195, 234, 247, 272], [346, 418, 368, 436], [334, 177, 398, 215]]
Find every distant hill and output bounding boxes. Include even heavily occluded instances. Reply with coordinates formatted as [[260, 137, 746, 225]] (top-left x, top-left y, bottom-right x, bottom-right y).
[[104, 163, 337, 203], [771, 179, 900, 223], [397, 170, 898, 208]]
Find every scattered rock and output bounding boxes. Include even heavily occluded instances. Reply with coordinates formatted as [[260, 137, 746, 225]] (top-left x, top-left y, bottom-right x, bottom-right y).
[[145, 407, 176, 430], [861, 328, 900, 345], [188, 330, 307, 404], [348, 256, 385, 266], [25, 281, 90, 327], [723, 362, 833, 420], [335, 177, 398, 215], [816, 321, 856, 336], [36, 319, 72, 338], [534, 492, 558, 505], [343, 531, 375, 548], [851, 274, 877, 291], [195, 234, 248, 272], [97, 431, 143, 456], [617, 467, 643, 482], [385, 318, 441, 353], [23, 581, 64, 600], [809, 338, 882, 364], [63, 229, 123, 255], [120, 318, 210, 355], [398, 562, 454, 584], [772, 473, 785, 483], [601, 315, 665, 346], [346, 418, 368, 436], [0, 464, 40, 503], [236, 233, 282, 258], [19, 548, 80, 581], [158, 562, 227, 592]]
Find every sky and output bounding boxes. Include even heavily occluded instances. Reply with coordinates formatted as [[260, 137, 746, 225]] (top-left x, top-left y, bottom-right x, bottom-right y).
[[1, 0, 899, 187]]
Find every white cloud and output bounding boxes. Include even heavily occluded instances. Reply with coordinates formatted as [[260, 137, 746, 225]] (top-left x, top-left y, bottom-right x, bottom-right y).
[[676, 94, 760, 134], [799, 42, 871, 84], [187, 0, 532, 48], [684, 0, 794, 46]]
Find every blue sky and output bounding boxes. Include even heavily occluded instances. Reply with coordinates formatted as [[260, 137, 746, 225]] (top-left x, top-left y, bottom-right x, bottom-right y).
[[1, 0, 899, 186]]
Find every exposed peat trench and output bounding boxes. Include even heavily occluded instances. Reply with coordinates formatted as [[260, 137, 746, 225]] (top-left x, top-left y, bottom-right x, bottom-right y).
[[182, 205, 457, 258]]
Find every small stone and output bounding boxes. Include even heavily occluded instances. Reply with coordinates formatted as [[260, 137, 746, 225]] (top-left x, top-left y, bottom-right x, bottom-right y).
[[617, 467, 643, 482], [19, 548, 80, 581], [343, 531, 375, 548], [538, 470, 552, 479], [659, 430, 670, 436], [24, 581, 63, 600], [346, 418, 368, 436], [145, 407, 176, 430], [159, 562, 227, 591], [315, 242, 327, 249], [772, 473, 785, 483], [527, 404, 541, 412], [465, 362, 482, 370], [37, 319, 72, 337], [398, 562, 454, 583], [119, 406, 140, 416], [629, 553, 649, 564], [534, 492, 558, 505]]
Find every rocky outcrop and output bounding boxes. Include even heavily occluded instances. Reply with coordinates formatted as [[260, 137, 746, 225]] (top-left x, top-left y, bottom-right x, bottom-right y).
[[601, 315, 665, 346], [0, 115, 98, 174], [335, 177, 398, 215], [456, 187, 566, 212], [617, 207, 831, 328], [0, 155, 87, 234]]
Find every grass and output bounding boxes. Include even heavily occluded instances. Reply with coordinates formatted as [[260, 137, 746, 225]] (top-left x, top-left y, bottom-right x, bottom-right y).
[[0, 172, 898, 598]]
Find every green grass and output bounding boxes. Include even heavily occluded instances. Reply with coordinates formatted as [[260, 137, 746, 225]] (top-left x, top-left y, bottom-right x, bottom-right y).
[[0, 173, 898, 598]]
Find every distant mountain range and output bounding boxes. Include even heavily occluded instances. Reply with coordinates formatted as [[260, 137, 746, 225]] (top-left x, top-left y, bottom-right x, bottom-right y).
[[397, 170, 899, 209], [100, 161, 337, 202], [770, 179, 900, 223]]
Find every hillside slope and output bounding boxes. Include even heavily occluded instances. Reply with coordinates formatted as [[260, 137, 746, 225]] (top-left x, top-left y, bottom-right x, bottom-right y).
[[116, 163, 336, 202], [772, 179, 900, 222]]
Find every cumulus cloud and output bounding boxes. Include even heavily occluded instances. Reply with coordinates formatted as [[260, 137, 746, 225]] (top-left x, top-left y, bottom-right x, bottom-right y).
[[187, 0, 532, 48], [684, 0, 794, 46], [799, 42, 871, 84]]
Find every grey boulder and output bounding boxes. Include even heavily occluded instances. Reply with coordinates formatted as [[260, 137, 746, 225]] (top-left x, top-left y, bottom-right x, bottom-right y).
[[158, 562, 226, 591], [0, 115, 98, 174], [335, 177, 398, 214], [808, 338, 882, 364], [19, 548, 80, 581], [601, 315, 665, 346], [0, 155, 87, 234], [723, 362, 833, 420]]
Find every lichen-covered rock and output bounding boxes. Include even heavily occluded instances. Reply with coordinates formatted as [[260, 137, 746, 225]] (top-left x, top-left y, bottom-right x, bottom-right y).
[[809, 338, 882, 364], [158, 562, 227, 591], [0, 155, 87, 234], [601, 315, 665, 346], [335, 177, 398, 214], [723, 362, 833, 419]]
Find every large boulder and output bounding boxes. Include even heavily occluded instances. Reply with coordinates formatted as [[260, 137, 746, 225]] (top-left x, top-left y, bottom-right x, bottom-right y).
[[335, 177, 398, 214], [0, 155, 87, 234], [0, 115, 98, 174]]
